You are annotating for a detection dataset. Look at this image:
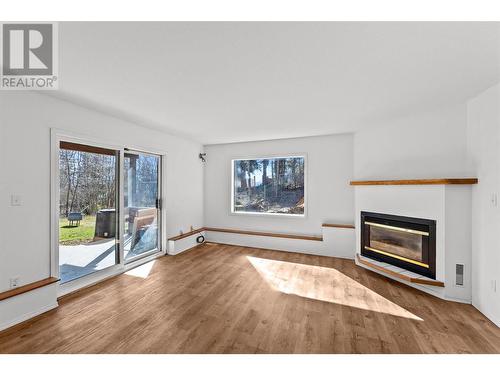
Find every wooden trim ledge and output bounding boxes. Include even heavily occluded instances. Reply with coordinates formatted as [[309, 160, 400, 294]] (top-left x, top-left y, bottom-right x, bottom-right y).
[[350, 178, 478, 186], [169, 223, 356, 243], [322, 223, 355, 229], [0, 277, 59, 302], [168, 228, 205, 241], [356, 255, 444, 287], [203, 227, 323, 241]]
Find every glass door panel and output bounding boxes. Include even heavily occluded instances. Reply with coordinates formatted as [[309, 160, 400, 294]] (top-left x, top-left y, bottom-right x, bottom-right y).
[[58, 141, 119, 283], [124, 151, 161, 262]]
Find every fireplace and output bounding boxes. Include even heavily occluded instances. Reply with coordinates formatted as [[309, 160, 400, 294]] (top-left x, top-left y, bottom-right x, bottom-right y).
[[361, 211, 436, 279]]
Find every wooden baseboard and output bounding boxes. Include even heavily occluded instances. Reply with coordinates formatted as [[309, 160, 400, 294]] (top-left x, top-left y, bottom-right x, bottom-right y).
[[0, 277, 59, 302]]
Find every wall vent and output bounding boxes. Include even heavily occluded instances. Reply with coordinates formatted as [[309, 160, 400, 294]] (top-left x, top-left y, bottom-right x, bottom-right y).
[[456, 264, 464, 286]]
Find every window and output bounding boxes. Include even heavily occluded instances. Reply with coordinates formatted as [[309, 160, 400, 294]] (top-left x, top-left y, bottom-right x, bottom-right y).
[[232, 156, 305, 216]]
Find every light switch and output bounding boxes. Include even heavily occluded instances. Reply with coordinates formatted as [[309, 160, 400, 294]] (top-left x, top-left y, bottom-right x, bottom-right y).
[[492, 193, 498, 207], [10, 194, 22, 206]]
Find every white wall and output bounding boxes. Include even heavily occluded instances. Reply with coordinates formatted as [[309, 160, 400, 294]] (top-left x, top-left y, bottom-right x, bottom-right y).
[[354, 104, 469, 179], [0, 283, 58, 332], [467, 83, 500, 326], [0, 92, 204, 295], [352, 101, 476, 304], [203, 134, 354, 236]]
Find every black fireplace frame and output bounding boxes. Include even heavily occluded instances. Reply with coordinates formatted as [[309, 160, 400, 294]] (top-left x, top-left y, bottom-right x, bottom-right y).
[[360, 211, 436, 279]]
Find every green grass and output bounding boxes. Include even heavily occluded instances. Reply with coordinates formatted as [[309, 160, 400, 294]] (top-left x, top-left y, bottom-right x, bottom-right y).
[[59, 215, 96, 245]]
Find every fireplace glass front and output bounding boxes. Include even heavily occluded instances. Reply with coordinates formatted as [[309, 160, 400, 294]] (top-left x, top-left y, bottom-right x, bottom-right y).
[[361, 212, 436, 279]]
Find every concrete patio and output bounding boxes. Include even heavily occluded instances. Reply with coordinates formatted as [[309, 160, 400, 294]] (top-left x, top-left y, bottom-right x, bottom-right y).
[[60, 230, 158, 283]]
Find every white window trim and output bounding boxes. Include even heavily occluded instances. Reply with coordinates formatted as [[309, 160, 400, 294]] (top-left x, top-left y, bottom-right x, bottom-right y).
[[50, 128, 167, 297], [230, 153, 308, 218]]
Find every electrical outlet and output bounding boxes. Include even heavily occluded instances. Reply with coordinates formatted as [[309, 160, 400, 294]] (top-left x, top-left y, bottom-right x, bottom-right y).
[[10, 277, 20, 289], [10, 194, 22, 206]]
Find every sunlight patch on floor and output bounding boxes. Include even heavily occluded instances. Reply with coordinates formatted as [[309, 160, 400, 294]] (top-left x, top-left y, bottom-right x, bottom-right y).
[[125, 260, 156, 279], [246, 256, 422, 321]]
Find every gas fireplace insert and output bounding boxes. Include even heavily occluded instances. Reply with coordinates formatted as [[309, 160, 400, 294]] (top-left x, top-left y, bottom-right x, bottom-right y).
[[361, 211, 436, 279]]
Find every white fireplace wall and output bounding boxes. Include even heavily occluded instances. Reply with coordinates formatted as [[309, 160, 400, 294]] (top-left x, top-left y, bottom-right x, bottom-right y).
[[444, 185, 472, 301], [355, 186, 446, 283], [353, 103, 468, 180], [354, 184, 472, 303]]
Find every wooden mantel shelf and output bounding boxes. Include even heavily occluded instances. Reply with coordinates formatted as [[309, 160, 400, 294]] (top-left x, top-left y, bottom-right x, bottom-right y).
[[350, 178, 478, 186]]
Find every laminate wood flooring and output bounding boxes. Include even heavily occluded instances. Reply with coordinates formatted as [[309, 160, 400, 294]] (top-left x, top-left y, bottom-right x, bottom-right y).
[[1, 243, 499, 353]]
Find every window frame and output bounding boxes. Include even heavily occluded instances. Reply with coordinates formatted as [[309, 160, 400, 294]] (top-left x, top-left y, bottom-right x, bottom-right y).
[[230, 154, 308, 218]]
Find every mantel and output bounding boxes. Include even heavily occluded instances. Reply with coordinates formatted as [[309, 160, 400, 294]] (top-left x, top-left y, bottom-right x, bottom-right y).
[[350, 178, 478, 186]]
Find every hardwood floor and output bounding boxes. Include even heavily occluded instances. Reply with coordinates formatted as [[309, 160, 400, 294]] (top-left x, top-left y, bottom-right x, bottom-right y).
[[1, 242, 499, 353]]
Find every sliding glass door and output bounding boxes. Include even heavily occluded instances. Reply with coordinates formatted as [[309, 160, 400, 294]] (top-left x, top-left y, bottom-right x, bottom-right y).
[[56, 139, 163, 287], [58, 142, 119, 283], [123, 150, 161, 262]]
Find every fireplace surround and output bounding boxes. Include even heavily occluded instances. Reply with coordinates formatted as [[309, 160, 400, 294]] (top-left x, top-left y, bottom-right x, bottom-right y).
[[354, 181, 474, 302], [361, 211, 436, 279]]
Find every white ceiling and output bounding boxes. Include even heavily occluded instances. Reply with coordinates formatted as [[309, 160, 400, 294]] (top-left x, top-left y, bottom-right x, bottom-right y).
[[54, 22, 500, 144]]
